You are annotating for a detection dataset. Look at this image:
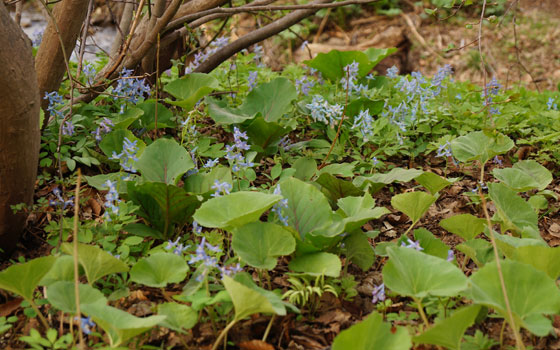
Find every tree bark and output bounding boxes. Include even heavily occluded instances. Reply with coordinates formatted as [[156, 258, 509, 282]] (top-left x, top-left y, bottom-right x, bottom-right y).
[[35, 0, 89, 109], [0, 1, 41, 256]]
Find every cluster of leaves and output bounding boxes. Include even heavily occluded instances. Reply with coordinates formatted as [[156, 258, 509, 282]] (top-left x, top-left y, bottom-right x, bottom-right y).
[[5, 44, 560, 349]]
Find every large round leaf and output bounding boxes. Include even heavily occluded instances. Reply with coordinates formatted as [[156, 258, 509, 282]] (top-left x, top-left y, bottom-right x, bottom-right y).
[[391, 191, 437, 224], [0, 256, 56, 301], [130, 252, 189, 288], [61, 243, 129, 284], [289, 252, 341, 277], [241, 77, 297, 123], [47, 281, 107, 314], [232, 222, 295, 270], [135, 138, 194, 184], [468, 259, 560, 334], [383, 246, 467, 298], [450, 131, 513, 164], [193, 191, 281, 230], [157, 302, 198, 333]]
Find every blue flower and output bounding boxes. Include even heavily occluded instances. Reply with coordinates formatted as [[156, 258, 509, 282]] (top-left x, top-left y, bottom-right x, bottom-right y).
[[78, 317, 95, 335], [211, 180, 232, 197], [352, 108, 374, 140], [446, 250, 455, 262], [372, 283, 385, 304], [271, 186, 289, 226], [165, 237, 189, 256], [306, 95, 343, 126], [248, 71, 258, 91], [44, 91, 64, 119], [401, 237, 423, 251], [103, 180, 120, 221], [340, 61, 368, 93], [113, 68, 151, 105], [93, 117, 114, 142], [547, 97, 557, 111], [49, 187, 73, 209], [295, 76, 315, 96], [386, 66, 399, 79], [61, 121, 75, 136], [111, 137, 139, 173]]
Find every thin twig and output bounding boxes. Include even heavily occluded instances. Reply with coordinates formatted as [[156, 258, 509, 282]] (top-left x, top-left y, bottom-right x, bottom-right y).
[[511, 8, 539, 91], [76, 0, 94, 79], [72, 169, 84, 349]]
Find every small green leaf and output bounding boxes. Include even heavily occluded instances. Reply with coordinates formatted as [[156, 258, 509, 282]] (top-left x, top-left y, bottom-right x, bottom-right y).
[[413, 228, 449, 259], [511, 245, 560, 279], [232, 222, 296, 270], [391, 191, 437, 224], [440, 214, 487, 240], [135, 138, 194, 184], [415, 172, 452, 194], [413, 305, 482, 350], [47, 282, 107, 314], [332, 312, 412, 350], [193, 192, 281, 230], [456, 239, 494, 267], [450, 131, 514, 164], [354, 168, 424, 193], [222, 275, 277, 321], [164, 73, 219, 110], [130, 252, 189, 288], [292, 157, 317, 181], [157, 303, 198, 333], [0, 256, 56, 300], [344, 232, 375, 271], [289, 252, 341, 277], [61, 243, 129, 284], [241, 77, 297, 123], [383, 246, 467, 298]]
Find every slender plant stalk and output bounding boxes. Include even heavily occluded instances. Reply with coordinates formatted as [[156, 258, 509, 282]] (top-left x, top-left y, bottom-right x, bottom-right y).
[[211, 319, 236, 350], [28, 299, 49, 330], [413, 297, 430, 329], [72, 169, 85, 349], [262, 315, 275, 342], [478, 164, 525, 350]]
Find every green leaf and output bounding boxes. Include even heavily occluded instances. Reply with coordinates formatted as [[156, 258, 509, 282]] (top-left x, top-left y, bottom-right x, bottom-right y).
[[82, 303, 165, 348], [292, 157, 317, 181], [135, 138, 194, 184], [130, 252, 189, 288], [127, 182, 200, 237], [450, 131, 514, 164], [232, 222, 295, 270], [413, 305, 482, 350], [511, 245, 560, 279], [354, 168, 424, 193], [193, 191, 282, 230], [363, 47, 398, 67], [413, 228, 449, 259], [0, 256, 56, 300], [493, 232, 547, 258], [288, 252, 341, 277], [157, 303, 198, 333], [493, 160, 552, 192], [99, 129, 145, 160], [383, 246, 467, 298], [164, 73, 219, 110], [332, 312, 412, 350], [184, 166, 232, 195], [233, 272, 290, 315], [391, 191, 437, 224], [133, 100, 175, 130], [467, 259, 560, 335], [207, 97, 255, 125], [456, 239, 494, 267], [61, 243, 129, 284], [512, 160, 552, 191], [346, 98, 384, 119], [415, 172, 452, 194], [123, 223, 164, 240], [40, 255, 75, 286], [304, 50, 372, 82], [337, 193, 389, 233], [279, 177, 338, 239], [440, 214, 487, 240], [244, 117, 291, 155], [111, 107, 144, 129], [241, 77, 297, 123], [222, 275, 277, 321], [47, 281, 107, 314], [316, 173, 363, 204], [344, 232, 375, 271], [487, 182, 540, 239], [84, 173, 135, 193]]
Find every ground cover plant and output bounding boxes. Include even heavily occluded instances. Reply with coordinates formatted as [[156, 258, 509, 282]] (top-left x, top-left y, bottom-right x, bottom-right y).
[[2, 1, 560, 349]]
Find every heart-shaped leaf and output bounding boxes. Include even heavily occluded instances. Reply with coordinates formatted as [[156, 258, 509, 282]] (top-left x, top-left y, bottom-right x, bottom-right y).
[[304, 50, 372, 81], [415, 172, 453, 195], [135, 138, 194, 184], [133, 100, 175, 130], [467, 259, 560, 335], [289, 252, 341, 277], [343, 232, 375, 271], [244, 117, 291, 154], [130, 252, 189, 288], [391, 191, 437, 224], [493, 160, 552, 192], [61, 243, 129, 284], [337, 193, 389, 233], [413, 228, 449, 259], [40, 255, 74, 286], [0, 256, 56, 300], [164, 73, 219, 110], [47, 281, 107, 314], [193, 191, 281, 230], [82, 302, 165, 348], [456, 239, 494, 267], [157, 302, 198, 333], [207, 97, 255, 125], [317, 173, 363, 204], [440, 214, 487, 241], [222, 275, 276, 321], [413, 305, 482, 350], [241, 77, 297, 123], [354, 168, 424, 193], [488, 182, 540, 239], [232, 222, 296, 270], [332, 312, 412, 350], [383, 246, 467, 298], [450, 131, 514, 164], [510, 245, 560, 279]]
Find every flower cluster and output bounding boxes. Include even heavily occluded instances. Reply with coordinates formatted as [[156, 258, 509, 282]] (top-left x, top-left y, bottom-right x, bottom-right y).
[[188, 238, 242, 281], [547, 97, 558, 111], [483, 77, 502, 115], [113, 68, 151, 105], [436, 141, 457, 164], [61, 121, 75, 136], [271, 186, 289, 226], [225, 127, 254, 172], [78, 317, 95, 335], [386, 65, 399, 79], [44, 91, 64, 119], [82, 63, 96, 85], [111, 137, 139, 173], [306, 95, 344, 126], [32, 29, 43, 47], [247, 71, 258, 91], [401, 237, 423, 251], [49, 187, 73, 209], [352, 109, 374, 140], [166, 236, 189, 256], [430, 64, 453, 96], [295, 75, 315, 96], [103, 180, 120, 221], [340, 61, 367, 93], [93, 117, 114, 142], [211, 180, 232, 197], [185, 37, 230, 73], [371, 283, 385, 304]]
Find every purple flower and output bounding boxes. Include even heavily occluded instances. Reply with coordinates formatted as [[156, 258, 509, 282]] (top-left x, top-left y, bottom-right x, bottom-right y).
[[61, 121, 75, 136], [401, 237, 423, 251], [386, 66, 399, 79], [49, 187, 73, 209], [103, 180, 120, 221], [271, 186, 289, 226], [110, 137, 139, 173], [93, 117, 114, 142], [219, 263, 243, 278], [44, 91, 64, 119], [248, 71, 258, 91], [372, 283, 385, 304], [166, 237, 189, 256], [547, 97, 557, 111], [211, 180, 232, 197], [352, 108, 374, 140], [113, 68, 151, 105], [447, 250, 455, 262], [78, 316, 95, 335], [295, 76, 315, 96], [193, 221, 203, 234]]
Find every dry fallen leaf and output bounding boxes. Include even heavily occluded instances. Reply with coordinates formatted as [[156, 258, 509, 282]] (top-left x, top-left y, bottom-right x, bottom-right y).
[[238, 340, 275, 350]]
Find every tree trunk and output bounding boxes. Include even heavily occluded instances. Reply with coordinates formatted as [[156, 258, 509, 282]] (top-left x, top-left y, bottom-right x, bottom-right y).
[[0, 2, 41, 256], [35, 0, 89, 109]]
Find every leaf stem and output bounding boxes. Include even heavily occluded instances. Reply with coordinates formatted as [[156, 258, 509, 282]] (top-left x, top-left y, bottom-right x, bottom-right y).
[[478, 164, 525, 350], [413, 297, 430, 329], [211, 319, 236, 350], [262, 315, 275, 342], [28, 299, 49, 330], [72, 169, 85, 349]]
